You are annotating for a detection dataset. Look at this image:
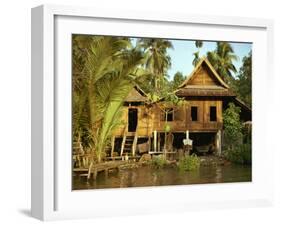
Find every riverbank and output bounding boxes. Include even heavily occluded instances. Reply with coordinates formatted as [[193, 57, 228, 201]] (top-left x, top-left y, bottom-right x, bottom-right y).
[[73, 155, 251, 190]]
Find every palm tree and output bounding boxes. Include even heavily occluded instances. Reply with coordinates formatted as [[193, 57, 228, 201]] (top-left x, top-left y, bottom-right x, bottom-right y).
[[207, 42, 238, 82], [73, 36, 129, 140], [192, 51, 200, 67], [195, 40, 203, 48], [92, 48, 146, 163], [73, 36, 146, 163], [137, 38, 173, 92], [192, 40, 203, 67]]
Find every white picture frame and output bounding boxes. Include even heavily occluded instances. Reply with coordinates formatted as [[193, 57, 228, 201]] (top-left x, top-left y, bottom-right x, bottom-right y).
[[31, 4, 274, 221]]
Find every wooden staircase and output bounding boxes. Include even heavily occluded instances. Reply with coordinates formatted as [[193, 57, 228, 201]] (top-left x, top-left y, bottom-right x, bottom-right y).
[[120, 131, 138, 157], [123, 136, 134, 152]]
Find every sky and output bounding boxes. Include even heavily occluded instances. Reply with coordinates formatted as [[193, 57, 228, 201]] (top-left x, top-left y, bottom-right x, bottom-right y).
[[132, 38, 252, 80]]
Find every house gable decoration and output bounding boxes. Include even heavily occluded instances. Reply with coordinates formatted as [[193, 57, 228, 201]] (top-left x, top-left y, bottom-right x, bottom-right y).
[[179, 57, 229, 89], [124, 85, 148, 102]]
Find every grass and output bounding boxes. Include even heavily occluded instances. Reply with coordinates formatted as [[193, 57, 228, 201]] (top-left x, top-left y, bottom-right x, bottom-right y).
[[178, 154, 200, 171]]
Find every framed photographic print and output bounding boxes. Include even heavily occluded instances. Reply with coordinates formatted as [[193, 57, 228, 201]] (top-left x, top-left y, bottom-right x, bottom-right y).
[[31, 4, 274, 221]]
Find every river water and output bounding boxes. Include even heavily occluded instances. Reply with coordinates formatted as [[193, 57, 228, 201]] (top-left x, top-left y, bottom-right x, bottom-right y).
[[73, 164, 252, 190]]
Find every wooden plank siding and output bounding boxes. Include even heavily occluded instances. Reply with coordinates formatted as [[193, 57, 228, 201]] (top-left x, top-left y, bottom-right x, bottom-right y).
[[112, 105, 154, 137], [112, 99, 223, 137], [186, 100, 223, 132], [188, 65, 221, 86], [111, 58, 244, 138]]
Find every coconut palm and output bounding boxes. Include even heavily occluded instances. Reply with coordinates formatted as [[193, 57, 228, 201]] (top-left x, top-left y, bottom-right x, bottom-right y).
[[207, 42, 238, 82], [137, 38, 173, 91], [195, 40, 203, 48], [73, 36, 147, 163], [92, 49, 146, 163], [192, 40, 204, 67], [192, 51, 200, 67], [73, 36, 129, 142]]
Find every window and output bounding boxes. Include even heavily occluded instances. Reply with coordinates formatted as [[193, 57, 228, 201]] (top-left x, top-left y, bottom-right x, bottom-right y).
[[166, 108, 174, 121], [210, 106, 217, 121], [191, 106, 198, 121], [162, 108, 174, 121]]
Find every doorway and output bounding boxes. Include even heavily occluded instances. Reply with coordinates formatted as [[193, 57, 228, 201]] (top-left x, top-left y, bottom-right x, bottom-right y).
[[128, 108, 138, 132]]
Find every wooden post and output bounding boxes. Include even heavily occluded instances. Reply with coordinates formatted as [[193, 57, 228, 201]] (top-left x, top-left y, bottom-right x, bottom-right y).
[[185, 130, 192, 155], [216, 130, 222, 156], [120, 135, 126, 157], [87, 163, 93, 180], [153, 130, 157, 152], [132, 131, 138, 157], [186, 130, 189, 140], [148, 136, 151, 153], [120, 122, 127, 158], [157, 132, 161, 152], [111, 136, 115, 157]]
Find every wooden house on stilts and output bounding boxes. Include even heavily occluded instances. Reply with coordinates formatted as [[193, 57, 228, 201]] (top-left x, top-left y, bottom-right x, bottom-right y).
[[110, 57, 251, 159]]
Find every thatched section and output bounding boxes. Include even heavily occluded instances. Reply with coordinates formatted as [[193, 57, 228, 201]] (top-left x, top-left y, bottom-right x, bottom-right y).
[[176, 85, 235, 97], [124, 86, 148, 102]]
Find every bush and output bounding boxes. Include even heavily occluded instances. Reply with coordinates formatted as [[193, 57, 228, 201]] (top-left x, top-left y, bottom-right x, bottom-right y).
[[178, 154, 200, 171], [223, 103, 243, 148], [152, 155, 167, 169], [224, 143, 251, 165]]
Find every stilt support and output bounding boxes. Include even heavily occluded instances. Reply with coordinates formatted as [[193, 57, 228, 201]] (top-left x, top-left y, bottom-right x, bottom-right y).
[[216, 130, 222, 156]]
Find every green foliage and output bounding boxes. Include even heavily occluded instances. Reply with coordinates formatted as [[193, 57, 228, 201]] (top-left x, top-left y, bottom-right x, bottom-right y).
[[242, 122, 252, 144], [72, 35, 147, 163], [192, 51, 200, 67], [224, 143, 252, 165], [152, 155, 168, 169], [195, 40, 203, 48], [178, 154, 200, 171], [223, 103, 243, 148], [171, 71, 186, 90], [235, 51, 252, 108], [164, 123, 171, 133], [223, 103, 251, 165], [137, 38, 173, 91], [207, 42, 238, 82], [192, 40, 204, 67]]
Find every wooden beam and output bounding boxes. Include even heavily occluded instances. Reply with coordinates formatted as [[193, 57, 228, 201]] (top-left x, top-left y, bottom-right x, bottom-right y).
[[153, 130, 157, 152], [216, 130, 222, 156], [87, 162, 93, 180], [120, 135, 126, 157], [157, 132, 161, 152], [132, 131, 138, 157], [111, 136, 115, 157], [148, 136, 151, 152], [120, 122, 127, 157]]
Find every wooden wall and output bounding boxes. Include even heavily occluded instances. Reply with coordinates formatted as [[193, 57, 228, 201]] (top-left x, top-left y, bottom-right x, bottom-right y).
[[112, 105, 154, 137], [185, 100, 223, 132], [112, 99, 223, 138], [188, 65, 220, 86]]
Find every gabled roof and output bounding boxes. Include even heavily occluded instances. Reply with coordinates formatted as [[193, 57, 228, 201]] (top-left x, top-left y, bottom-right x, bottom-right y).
[[124, 85, 148, 102], [176, 86, 235, 97], [178, 57, 229, 89]]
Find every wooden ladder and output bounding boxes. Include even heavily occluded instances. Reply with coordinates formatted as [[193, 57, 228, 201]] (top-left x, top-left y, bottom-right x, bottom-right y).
[[120, 127, 138, 157]]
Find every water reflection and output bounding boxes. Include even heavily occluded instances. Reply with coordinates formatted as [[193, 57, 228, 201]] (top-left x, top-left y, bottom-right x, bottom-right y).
[[73, 164, 252, 190]]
